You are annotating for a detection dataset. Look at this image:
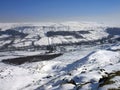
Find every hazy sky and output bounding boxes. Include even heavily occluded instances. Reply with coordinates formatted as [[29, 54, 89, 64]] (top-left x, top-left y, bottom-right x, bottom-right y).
[[0, 0, 120, 25]]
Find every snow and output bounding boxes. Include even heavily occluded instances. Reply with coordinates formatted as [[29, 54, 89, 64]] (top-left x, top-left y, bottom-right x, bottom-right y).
[[0, 44, 120, 90], [55, 83, 76, 90], [0, 51, 45, 61], [0, 40, 11, 47], [87, 50, 120, 67], [12, 41, 32, 47], [0, 35, 9, 38], [110, 45, 120, 50], [34, 37, 49, 46]]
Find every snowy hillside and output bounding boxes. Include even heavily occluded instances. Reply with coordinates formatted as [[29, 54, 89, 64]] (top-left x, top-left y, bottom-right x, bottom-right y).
[[0, 43, 120, 90]]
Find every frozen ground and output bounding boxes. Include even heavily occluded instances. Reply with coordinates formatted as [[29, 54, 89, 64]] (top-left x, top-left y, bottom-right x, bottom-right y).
[[0, 44, 120, 90]]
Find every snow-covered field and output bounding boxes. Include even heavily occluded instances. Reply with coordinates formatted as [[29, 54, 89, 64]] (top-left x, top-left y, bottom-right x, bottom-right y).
[[0, 22, 120, 90], [0, 22, 109, 49]]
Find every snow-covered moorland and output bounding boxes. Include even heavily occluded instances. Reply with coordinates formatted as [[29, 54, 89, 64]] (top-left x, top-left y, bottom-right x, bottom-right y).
[[0, 22, 120, 90]]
